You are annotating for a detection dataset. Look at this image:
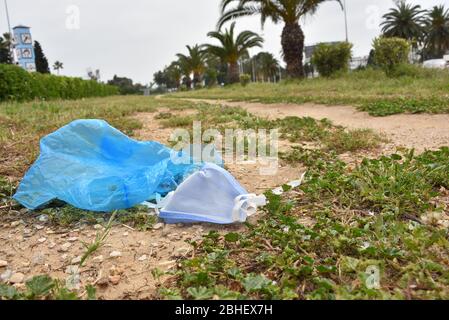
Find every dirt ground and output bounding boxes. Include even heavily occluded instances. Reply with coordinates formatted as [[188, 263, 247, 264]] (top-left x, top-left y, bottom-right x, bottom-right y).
[[186, 99, 449, 153], [1, 100, 448, 299]]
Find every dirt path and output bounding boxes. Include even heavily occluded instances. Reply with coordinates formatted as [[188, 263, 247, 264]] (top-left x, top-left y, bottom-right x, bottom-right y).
[[184, 99, 449, 152]]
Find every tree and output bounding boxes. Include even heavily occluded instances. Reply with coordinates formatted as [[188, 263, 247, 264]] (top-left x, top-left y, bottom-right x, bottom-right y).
[[34, 41, 50, 73], [381, 1, 426, 46], [108, 75, 144, 95], [205, 22, 263, 83], [176, 45, 207, 88], [53, 61, 64, 75], [423, 5, 449, 59], [253, 52, 279, 82], [166, 62, 182, 88], [218, 0, 343, 79], [0, 33, 12, 64]]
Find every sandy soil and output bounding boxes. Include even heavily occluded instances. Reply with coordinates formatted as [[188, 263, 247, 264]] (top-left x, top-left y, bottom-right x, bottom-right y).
[[185, 99, 449, 153]]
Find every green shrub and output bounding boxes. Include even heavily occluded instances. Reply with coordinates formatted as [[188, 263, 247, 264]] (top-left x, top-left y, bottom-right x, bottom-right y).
[[372, 37, 410, 75], [239, 74, 251, 87], [0, 64, 118, 102], [311, 42, 353, 77]]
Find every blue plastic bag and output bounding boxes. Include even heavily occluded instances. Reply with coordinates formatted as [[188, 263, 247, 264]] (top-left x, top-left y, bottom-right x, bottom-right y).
[[13, 119, 200, 212]]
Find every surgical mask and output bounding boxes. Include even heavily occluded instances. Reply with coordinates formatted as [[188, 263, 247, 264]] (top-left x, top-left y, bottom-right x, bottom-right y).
[[159, 163, 266, 224]]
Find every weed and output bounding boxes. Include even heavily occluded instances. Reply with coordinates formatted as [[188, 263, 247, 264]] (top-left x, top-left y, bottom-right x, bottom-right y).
[[79, 211, 117, 266], [0, 275, 96, 300], [160, 149, 449, 300]]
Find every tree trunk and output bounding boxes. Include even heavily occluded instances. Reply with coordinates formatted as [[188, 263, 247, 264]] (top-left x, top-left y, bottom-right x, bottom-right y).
[[281, 22, 305, 78], [228, 62, 240, 84], [193, 72, 201, 88]]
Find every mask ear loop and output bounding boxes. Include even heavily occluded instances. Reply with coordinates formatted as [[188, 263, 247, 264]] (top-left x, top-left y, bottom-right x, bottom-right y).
[[232, 194, 267, 222]]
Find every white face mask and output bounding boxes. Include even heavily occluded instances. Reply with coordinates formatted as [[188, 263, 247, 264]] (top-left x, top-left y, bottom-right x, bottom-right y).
[[159, 163, 266, 224]]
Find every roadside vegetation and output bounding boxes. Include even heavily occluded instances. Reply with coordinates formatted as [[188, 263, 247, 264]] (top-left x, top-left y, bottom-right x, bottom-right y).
[[160, 148, 449, 300], [171, 66, 449, 116]]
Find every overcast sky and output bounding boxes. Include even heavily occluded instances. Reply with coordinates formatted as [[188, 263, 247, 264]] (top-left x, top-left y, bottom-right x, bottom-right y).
[[1, 0, 445, 84]]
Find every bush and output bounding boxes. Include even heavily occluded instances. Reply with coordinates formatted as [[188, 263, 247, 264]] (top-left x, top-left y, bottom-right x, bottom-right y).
[[372, 37, 410, 76], [239, 74, 251, 87], [311, 42, 353, 77], [0, 64, 118, 102]]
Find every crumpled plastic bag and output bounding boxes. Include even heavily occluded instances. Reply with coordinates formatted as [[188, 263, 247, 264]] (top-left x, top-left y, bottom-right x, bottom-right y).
[[13, 119, 200, 212]]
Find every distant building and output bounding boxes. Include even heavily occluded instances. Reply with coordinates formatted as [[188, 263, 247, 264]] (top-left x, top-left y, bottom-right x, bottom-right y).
[[13, 25, 36, 72]]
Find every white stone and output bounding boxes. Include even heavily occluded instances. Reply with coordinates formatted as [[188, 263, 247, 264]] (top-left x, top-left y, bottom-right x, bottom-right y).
[[67, 237, 78, 242], [93, 255, 104, 263], [59, 242, 72, 252], [0, 260, 7, 267], [38, 214, 49, 223], [1, 269, 12, 282], [9, 272, 25, 284], [109, 251, 122, 258], [37, 237, 47, 243], [71, 256, 82, 264], [138, 255, 147, 262], [153, 223, 164, 230]]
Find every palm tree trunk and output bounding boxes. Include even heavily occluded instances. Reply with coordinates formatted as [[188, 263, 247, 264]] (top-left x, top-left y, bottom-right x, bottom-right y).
[[193, 72, 201, 87], [281, 22, 305, 78], [228, 62, 240, 84]]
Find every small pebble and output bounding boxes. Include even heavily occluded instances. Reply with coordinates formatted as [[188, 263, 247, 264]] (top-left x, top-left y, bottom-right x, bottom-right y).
[[9, 272, 25, 284], [67, 237, 78, 242], [0, 260, 8, 267], [138, 255, 147, 262], [37, 237, 47, 243], [109, 251, 122, 258], [153, 223, 164, 230], [59, 242, 72, 252], [71, 256, 82, 264], [1, 270, 12, 282], [11, 221, 22, 228], [38, 214, 49, 223], [108, 275, 121, 285], [93, 255, 104, 263]]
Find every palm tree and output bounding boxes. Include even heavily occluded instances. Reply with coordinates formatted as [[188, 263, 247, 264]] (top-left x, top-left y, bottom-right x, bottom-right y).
[[254, 52, 279, 82], [218, 0, 342, 79], [166, 62, 182, 89], [176, 45, 207, 88], [424, 5, 449, 59], [53, 61, 64, 75], [205, 22, 263, 83], [381, 1, 426, 45], [0, 33, 13, 64]]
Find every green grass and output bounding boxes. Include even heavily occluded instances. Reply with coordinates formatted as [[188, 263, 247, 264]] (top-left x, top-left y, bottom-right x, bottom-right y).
[[160, 104, 383, 154], [170, 68, 449, 116], [0, 275, 96, 300], [160, 148, 449, 300], [0, 96, 196, 177]]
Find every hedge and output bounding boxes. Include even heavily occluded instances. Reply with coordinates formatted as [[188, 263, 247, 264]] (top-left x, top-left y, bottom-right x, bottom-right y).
[[0, 64, 118, 102]]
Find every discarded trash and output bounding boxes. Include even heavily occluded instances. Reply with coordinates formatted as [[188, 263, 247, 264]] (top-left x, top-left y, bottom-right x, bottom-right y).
[[271, 172, 307, 195], [160, 163, 266, 224], [13, 120, 202, 212]]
